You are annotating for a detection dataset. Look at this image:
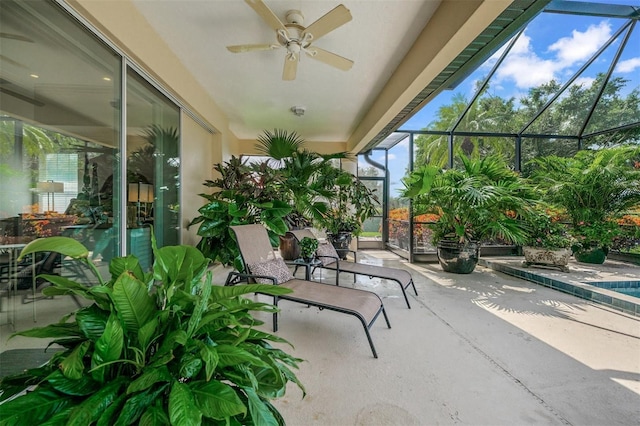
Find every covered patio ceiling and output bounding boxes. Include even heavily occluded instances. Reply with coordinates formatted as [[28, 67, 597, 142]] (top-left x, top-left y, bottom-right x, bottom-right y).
[[129, 0, 549, 153]]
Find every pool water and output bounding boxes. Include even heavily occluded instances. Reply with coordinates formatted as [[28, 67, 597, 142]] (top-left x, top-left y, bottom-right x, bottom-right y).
[[585, 281, 640, 299]]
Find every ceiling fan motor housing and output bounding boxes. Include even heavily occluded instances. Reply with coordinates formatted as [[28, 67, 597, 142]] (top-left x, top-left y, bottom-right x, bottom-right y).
[[285, 10, 304, 25]]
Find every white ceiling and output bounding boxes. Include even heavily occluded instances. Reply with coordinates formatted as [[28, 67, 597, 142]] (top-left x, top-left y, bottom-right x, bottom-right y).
[[130, 0, 442, 143]]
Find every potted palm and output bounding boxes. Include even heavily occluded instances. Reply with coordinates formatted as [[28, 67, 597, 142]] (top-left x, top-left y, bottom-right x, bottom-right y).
[[254, 129, 379, 260], [522, 208, 573, 272], [254, 129, 350, 259], [402, 154, 537, 273], [529, 146, 640, 264]]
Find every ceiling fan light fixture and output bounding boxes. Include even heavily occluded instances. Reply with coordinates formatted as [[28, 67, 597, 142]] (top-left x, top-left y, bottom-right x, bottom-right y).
[[291, 106, 305, 117], [228, 1, 353, 81]]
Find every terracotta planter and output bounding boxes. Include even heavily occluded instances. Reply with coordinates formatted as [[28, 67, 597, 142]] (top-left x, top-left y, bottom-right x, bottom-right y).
[[279, 232, 300, 260], [523, 246, 571, 272], [436, 240, 479, 274]]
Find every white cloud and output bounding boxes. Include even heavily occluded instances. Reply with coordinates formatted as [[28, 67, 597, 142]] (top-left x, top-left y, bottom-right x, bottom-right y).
[[548, 21, 611, 66], [498, 53, 557, 88], [387, 153, 396, 160], [492, 21, 613, 90], [397, 139, 409, 148], [496, 33, 557, 88], [616, 57, 640, 73]]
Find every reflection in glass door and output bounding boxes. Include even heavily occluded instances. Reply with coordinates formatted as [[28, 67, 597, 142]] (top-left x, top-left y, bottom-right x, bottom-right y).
[[0, 0, 122, 283], [126, 68, 180, 269]]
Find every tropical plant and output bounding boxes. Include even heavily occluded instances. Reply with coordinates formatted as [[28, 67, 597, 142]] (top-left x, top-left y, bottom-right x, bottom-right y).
[[614, 214, 640, 253], [318, 169, 379, 236], [569, 220, 621, 253], [188, 156, 291, 271], [523, 208, 573, 249], [255, 129, 349, 229], [0, 236, 304, 425], [401, 154, 538, 245], [529, 146, 640, 250], [298, 237, 319, 260]]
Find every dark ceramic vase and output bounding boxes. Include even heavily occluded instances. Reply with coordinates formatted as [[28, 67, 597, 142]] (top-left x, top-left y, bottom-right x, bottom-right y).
[[436, 239, 479, 274], [326, 231, 352, 260], [574, 246, 607, 264]]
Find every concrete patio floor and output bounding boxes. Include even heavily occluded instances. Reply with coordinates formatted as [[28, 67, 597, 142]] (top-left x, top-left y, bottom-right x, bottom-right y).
[[1, 251, 639, 425]]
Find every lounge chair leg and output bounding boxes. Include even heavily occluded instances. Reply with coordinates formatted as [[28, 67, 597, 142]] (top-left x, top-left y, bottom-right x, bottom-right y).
[[273, 296, 279, 332], [411, 279, 418, 296], [382, 306, 391, 329], [401, 287, 411, 309], [363, 326, 378, 358]]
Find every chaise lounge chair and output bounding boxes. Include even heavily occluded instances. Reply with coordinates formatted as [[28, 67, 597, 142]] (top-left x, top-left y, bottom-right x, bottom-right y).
[[226, 224, 391, 358], [289, 229, 418, 309]]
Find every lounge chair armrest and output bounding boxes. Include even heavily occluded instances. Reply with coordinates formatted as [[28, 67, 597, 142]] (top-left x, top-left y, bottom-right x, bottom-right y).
[[316, 254, 339, 262], [225, 271, 278, 286], [317, 254, 348, 268]]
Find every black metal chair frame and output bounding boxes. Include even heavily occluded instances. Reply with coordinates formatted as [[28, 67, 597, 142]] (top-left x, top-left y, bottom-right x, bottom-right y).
[[224, 270, 390, 358]]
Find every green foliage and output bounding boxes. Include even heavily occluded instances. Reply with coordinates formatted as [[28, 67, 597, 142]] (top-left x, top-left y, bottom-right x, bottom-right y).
[[255, 129, 305, 160], [318, 170, 379, 236], [190, 130, 378, 263], [571, 220, 620, 252], [402, 154, 538, 245], [528, 146, 640, 249], [253, 129, 378, 233], [0, 237, 304, 425], [188, 156, 291, 271], [413, 75, 640, 171], [523, 210, 573, 249], [298, 237, 318, 259]]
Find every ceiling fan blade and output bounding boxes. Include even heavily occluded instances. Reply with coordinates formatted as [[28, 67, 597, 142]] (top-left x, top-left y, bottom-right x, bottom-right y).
[[306, 47, 353, 71], [245, 0, 286, 33], [0, 32, 34, 43], [0, 54, 29, 69], [227, 44, 278, 53], [282, 56, 298, 81], [302, 4, 352, 41]]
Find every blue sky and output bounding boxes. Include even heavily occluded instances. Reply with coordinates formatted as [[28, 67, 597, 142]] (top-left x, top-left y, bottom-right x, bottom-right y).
[[367, 2, 640, 196]]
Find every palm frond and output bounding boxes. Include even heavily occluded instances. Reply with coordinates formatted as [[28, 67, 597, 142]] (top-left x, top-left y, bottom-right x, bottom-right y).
[[255, 129, 305, 160]]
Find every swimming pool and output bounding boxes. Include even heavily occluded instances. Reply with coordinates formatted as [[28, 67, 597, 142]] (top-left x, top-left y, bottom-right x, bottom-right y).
[[480, 258, 640, 316], [584, 281, 640, 299]]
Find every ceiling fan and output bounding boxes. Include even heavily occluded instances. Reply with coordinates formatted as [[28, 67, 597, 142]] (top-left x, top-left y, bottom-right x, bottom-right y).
[[227, 0, 354, 81]]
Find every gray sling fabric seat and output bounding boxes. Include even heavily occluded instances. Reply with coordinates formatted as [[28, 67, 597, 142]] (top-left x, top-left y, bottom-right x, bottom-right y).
[[227, 224, 391, 358], [289, 229, 418, 309]]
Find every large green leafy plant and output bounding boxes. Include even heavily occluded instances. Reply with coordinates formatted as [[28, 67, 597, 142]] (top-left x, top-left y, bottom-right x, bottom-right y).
[[529, 146, 640, 250], [402, 154, 537, 245], [318, 168, 379, 236], [0, 236, 303, 425], [255, 129, 352, 229], [188, 156, 291, 271]]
